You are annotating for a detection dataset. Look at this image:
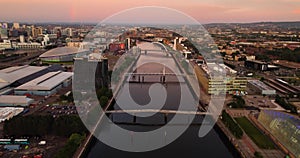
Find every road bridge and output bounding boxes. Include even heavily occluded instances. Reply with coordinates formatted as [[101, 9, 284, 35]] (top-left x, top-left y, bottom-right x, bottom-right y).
[[106, 109, 210, 115]]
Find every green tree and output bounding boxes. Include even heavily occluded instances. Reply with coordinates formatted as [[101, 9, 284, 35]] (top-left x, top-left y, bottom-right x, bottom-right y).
[[275, 95, 298, 114], [260, 77, 265, 82], [254, 151, 263, 158], [100, 96, 109, 108], [227, 96, 245, 108], [54, 133, 85, 158]]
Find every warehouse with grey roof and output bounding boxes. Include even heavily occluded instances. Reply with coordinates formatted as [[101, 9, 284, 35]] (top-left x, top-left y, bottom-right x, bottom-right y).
[[14, 71, 73, 96]]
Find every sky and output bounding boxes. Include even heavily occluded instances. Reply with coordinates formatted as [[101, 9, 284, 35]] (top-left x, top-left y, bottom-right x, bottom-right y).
[[0, 0, 300, 23]]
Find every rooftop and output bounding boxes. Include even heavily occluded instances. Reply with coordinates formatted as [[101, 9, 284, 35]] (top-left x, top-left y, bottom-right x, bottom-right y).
[[248, 80, 275, 91], [0, 95, 33, 105], [262, 110, 300, 128], [0, 65, 48, 89], [246, 60, 267, 65], [15, 71, 73, 91], [39, 47, 79, 58], [273, 60, 300, 69]]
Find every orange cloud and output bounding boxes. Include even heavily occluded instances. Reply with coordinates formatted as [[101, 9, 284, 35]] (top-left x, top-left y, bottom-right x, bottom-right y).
[[293, 9, 300, 14]]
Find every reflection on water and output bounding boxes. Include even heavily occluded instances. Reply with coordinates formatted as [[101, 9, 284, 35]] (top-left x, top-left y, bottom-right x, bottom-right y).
[[87, 46, 236, 157], [87, 125, 235, 158], [87, 76, 235, 158]]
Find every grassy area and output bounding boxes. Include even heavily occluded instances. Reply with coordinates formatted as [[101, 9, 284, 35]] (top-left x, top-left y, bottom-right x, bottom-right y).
[[235, 117, 275, 149], [221, 110, 243, 139]]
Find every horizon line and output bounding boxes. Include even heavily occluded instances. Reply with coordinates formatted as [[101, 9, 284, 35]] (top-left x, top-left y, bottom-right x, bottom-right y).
[[1, 20, 300, 26]]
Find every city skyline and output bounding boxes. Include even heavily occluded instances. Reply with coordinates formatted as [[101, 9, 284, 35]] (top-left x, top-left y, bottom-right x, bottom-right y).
[[1, 0, 300, 23], [0, 11, 300, 157]]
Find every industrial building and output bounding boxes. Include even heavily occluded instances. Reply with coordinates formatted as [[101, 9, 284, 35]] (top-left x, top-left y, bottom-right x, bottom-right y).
[[39, 47, 88, 62], [258, 110, 300, 158], [245, 60, 268, 71], [0, 95, 33, 107], [273, 60, 300, 69], [245, 60, 279, 71], [264, 78, 300, 96], [0, 107, 24, 123], [248, 80, 276, 95], [0, 65, 48, 94], [0, 65, 64, 95], [14, 71, 73, 96]]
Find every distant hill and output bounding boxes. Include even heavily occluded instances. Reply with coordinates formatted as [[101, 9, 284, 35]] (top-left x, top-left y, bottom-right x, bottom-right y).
[[204, 21, 300, 29]]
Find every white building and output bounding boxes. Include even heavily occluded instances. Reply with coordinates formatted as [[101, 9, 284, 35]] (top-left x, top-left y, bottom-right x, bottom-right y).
[[13, 22, 20, 29], [248, 80, 276, 95], [0, 95, 33, 107], [20, 35, 25, 43], [0, 65, 48, 94], [0, 40, 12, 49], [16, 42, 42, 49], [0, 107, 24, 123], [14, 71, 73, 96], [2, 23, 8, 29]]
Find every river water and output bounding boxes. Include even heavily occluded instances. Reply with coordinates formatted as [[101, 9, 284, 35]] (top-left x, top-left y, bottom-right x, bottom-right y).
[[86, 43, 238, 158]]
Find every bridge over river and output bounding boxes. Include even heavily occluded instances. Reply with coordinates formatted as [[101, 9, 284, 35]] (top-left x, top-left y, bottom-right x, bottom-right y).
[[81, 42, 235, 158]]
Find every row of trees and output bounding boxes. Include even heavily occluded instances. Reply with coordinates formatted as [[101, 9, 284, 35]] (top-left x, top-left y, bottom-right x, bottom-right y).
[[224, 62, 236, 69], [265, 48, 300, 63], [254, 151, 263, 158], [54, 133, 85, 158], [3, 115, 87, 137], [221, 110, 243, 139], [59, 92, 74, 103], [227, 96, 246, 108], [96, 87, 112, 108]]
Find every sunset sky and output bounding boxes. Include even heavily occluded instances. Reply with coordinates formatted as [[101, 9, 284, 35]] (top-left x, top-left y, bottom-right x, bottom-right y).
[[1, 0, 300, 23]]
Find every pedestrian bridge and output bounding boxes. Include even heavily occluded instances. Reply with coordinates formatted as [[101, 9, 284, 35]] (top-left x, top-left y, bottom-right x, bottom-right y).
[[125, 73, 184, 76], [106, 109, 211, 115], [140, 49, 169, 56]]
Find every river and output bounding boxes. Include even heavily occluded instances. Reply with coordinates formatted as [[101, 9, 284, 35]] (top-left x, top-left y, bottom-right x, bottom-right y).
[[86, 42, 238, 158]]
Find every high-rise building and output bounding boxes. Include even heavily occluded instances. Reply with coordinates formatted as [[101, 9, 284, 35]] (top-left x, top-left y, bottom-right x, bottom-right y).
[[74, 53, 109, 93], [0, 26, 8, 39], [32, 27, 43, 38], [173, 37, 178, 50], [31, 27, 36, 38], [26, 26, 32, 37], [20, 35, 25, 43], [64, 28, 73, 37], [11, 29, 19, 37], [2, 23, 8, 29], [53, 27, 62, 38], [125, 38, 131, 50], [13, 22, 20, 29]]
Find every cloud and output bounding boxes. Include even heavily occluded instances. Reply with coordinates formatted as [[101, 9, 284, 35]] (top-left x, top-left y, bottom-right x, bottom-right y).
[[292, 9, 300, 14], [0, 0, 299, 23]]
